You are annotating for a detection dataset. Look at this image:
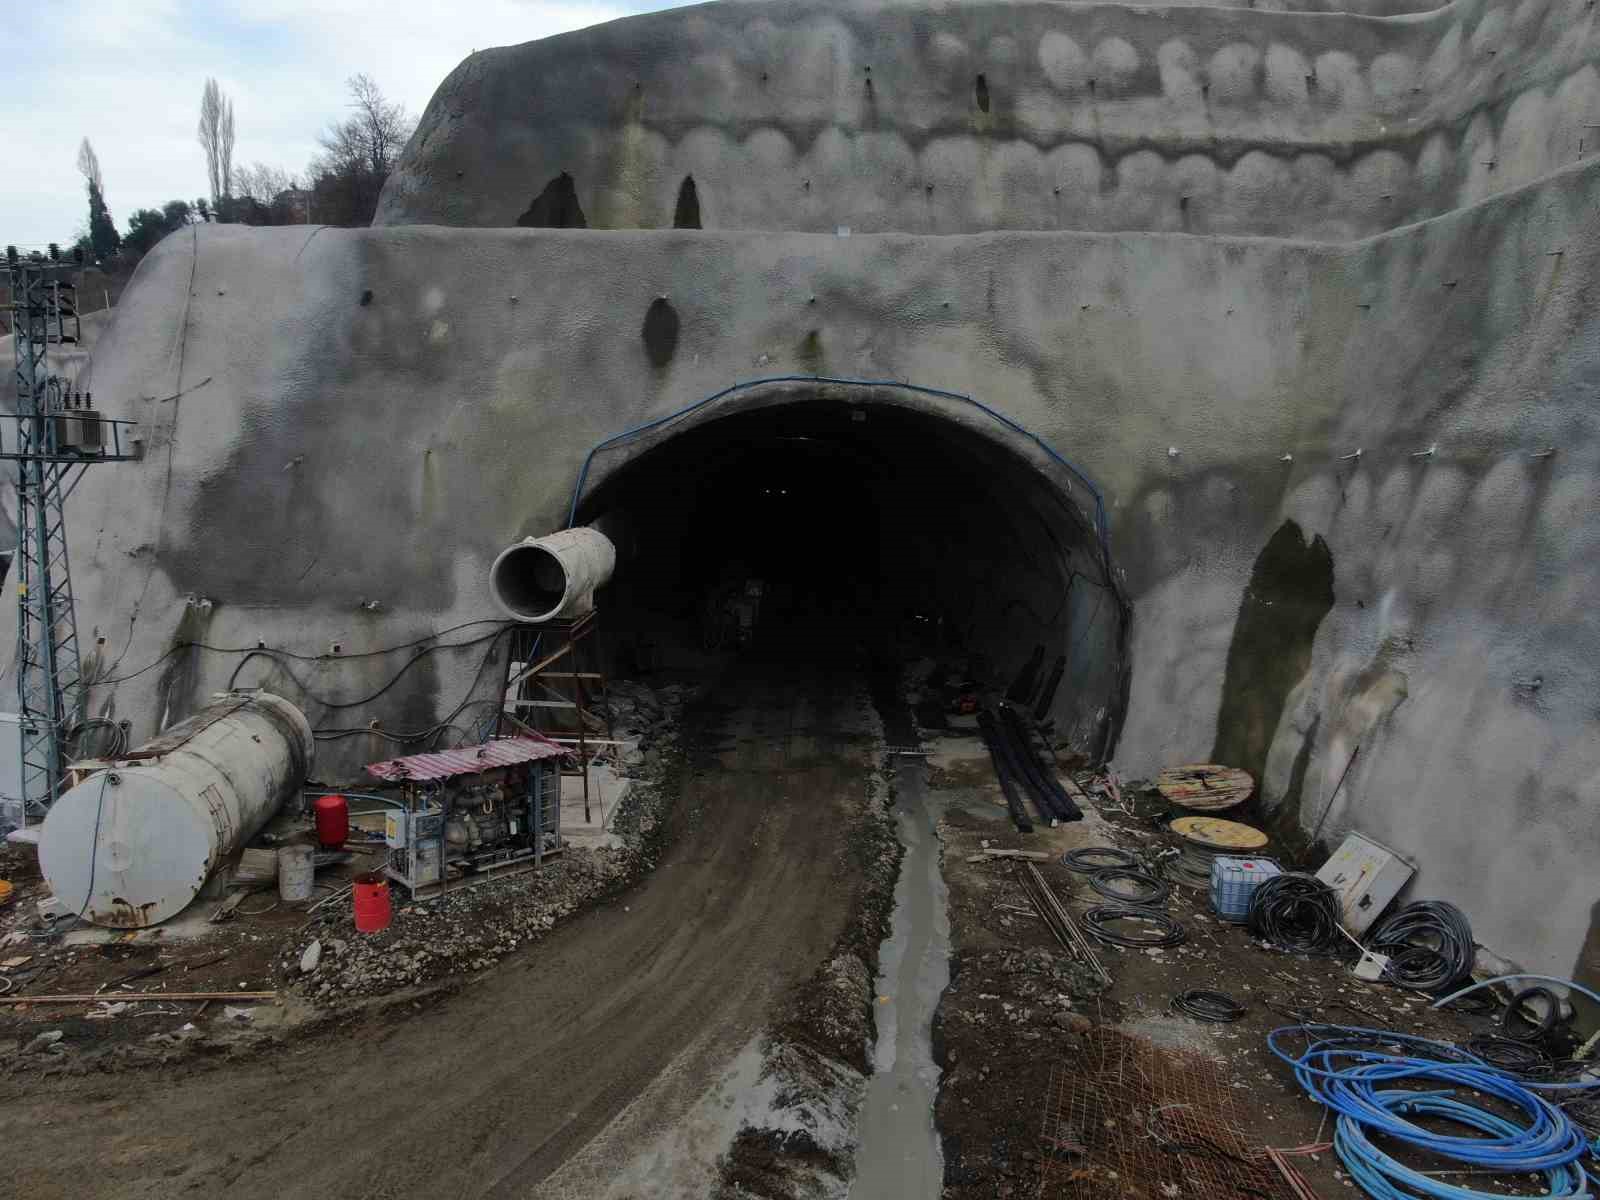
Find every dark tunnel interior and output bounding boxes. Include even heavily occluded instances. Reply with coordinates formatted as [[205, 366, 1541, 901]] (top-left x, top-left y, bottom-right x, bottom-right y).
[[576, 394, 1129, 758]]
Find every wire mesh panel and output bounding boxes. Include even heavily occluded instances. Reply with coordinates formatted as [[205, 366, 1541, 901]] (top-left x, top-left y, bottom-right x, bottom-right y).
[[1037, 1027, 1287, 1200]]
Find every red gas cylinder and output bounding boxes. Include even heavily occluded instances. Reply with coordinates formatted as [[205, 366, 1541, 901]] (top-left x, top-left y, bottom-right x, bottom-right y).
[[353, 871, 391, 934], [313, 794, 349, 849]]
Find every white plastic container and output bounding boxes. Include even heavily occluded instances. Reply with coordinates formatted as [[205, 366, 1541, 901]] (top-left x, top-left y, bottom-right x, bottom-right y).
[[1210, 855, 1282, 922], [277, 841, 315, 902]]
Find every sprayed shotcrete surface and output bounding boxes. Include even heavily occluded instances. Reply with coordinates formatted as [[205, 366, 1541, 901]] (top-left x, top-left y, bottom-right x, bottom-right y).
[[379, 0, 1600, 239]]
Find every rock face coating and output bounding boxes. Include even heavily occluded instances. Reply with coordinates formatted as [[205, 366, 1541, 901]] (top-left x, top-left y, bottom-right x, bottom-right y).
[[377, 0, 1600, 240], [7, 0, 1600, 979]]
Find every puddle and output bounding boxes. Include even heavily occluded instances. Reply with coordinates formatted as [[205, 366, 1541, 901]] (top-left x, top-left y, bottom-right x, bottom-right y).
[[850, 756, 950, 1197]]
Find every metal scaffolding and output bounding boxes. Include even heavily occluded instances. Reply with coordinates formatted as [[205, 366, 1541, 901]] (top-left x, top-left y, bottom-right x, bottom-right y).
[[3, 252, 137, 824]]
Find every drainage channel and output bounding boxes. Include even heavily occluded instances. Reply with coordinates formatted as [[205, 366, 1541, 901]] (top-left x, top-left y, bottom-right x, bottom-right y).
[[850, 748, 951, 1196]]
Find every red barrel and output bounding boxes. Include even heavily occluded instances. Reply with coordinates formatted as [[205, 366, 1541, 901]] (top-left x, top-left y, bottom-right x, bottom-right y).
[[353, 871, 391, 933], [313, 794, 349, 849]]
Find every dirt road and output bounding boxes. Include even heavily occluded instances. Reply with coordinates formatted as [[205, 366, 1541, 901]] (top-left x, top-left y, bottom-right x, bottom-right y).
[[0, 660, 878, 1200]]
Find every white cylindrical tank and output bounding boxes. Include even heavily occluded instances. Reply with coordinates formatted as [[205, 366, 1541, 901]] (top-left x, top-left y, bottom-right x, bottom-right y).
[[490, 526, 616, 623], [39, 692, 314, 928]]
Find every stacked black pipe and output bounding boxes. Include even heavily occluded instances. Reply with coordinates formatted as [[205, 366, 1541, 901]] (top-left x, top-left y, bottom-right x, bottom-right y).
[[978, 703, 1084, 829], [999, 703, 1084, 822], [978, 710, 1034, 832]]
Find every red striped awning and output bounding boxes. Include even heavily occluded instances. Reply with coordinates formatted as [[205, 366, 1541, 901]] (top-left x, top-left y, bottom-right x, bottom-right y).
[[365, 735, 565, 782]]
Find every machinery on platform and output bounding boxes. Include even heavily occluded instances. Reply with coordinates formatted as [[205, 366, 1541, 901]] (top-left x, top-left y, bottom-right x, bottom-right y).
[[367, 736, 566, 899]]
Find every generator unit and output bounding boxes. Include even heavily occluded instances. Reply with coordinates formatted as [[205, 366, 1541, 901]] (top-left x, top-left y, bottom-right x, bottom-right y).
[[367, 735, 566, 898]]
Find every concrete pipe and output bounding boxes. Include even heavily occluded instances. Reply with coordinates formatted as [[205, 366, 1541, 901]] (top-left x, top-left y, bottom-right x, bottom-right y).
[[490, 527, 616, 623], [38, 692, 314, 928]]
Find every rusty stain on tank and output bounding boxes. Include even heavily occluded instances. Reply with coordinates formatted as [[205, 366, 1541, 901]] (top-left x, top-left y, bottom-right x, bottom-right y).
[[95, 897, 160, 929]]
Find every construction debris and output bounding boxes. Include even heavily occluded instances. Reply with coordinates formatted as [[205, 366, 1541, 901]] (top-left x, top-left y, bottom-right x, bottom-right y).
[[24, 1029, 64, 1054], [1, 990, 276, 1004], [965, 848, 1050, 862]]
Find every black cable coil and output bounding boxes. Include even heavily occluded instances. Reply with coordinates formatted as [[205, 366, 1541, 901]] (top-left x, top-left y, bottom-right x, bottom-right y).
[[1366, 900, 1475, 993], [1245, 873, 1344, 955], [1172, 988, 1247, 1023], [1062, 846, 1139, 874], [1465, 1034, 1552, 1073], [1083, 905, 1186, 948], [1439, 987, 1500, 1015], [1500, 985, 1563, 1043], [1089, 867, 1171, 907]]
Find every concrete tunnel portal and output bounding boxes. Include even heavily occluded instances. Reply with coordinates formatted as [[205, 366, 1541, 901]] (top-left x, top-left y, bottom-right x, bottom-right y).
[[569, 384, 1130, 759]]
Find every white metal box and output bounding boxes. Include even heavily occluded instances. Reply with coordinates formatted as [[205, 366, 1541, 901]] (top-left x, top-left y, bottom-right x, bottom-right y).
[[1316, 831, 1415, 936]]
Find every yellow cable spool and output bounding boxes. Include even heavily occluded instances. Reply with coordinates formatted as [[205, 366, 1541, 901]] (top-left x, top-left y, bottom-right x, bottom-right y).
[[1167, 816, 1270, 889], [1170, 816, 1268, 851]]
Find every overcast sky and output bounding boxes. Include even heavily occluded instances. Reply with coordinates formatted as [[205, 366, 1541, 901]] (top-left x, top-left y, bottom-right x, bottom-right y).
[[3, 1, 691, 249]]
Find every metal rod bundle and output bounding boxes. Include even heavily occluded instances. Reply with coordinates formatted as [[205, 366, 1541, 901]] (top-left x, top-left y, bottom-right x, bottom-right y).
[[1018, 862, 1112, 986], [1263, 1147, 1325, 1200]]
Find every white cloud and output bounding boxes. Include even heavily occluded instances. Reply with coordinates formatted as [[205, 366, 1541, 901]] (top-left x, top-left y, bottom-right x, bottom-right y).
[[1, 1, 678, 248]]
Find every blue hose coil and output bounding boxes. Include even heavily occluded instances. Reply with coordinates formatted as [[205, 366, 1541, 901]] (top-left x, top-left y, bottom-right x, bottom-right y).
[[1269, 1024, 1592, 1199]]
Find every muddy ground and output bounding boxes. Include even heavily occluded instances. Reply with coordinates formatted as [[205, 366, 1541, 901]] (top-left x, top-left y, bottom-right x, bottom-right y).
[[0, 656, 895, 1200], [925, 723, 1493, 1200]]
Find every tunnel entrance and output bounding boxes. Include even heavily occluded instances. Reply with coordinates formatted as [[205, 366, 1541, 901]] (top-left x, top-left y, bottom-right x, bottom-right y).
[[577, 386, 1129, 760]]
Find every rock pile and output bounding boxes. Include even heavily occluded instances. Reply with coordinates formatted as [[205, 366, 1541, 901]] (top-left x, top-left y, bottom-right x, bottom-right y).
[[952, 947, 1105, 1035], [283, 847, 630, 1000], [603, 679, 691, 856]]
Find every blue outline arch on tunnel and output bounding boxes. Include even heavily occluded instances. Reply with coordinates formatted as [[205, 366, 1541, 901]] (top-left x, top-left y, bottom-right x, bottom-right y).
[[566, 375, 1112, 550], [564, 374, 1134, 762]]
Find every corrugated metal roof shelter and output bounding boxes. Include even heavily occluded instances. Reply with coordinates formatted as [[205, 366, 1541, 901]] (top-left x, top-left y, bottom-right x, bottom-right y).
[[365, 735, 566, 783]]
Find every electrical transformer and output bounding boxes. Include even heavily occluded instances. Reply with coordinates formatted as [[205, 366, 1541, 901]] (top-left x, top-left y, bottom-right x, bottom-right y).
[[367, 736, 565, 898]]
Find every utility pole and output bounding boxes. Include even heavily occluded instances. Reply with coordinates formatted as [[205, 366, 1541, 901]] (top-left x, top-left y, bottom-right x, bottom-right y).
[[2, 246, 137, 827]]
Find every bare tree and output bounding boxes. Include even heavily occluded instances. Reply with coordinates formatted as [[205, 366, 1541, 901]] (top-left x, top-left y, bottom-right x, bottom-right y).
[[234, 163, 298, 205], [221, 100, 234, 200], [314, 74, 415, 179], [198, 78, 236, 207], [308, 74, 417, 225], [76, 138, 103, 192]]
